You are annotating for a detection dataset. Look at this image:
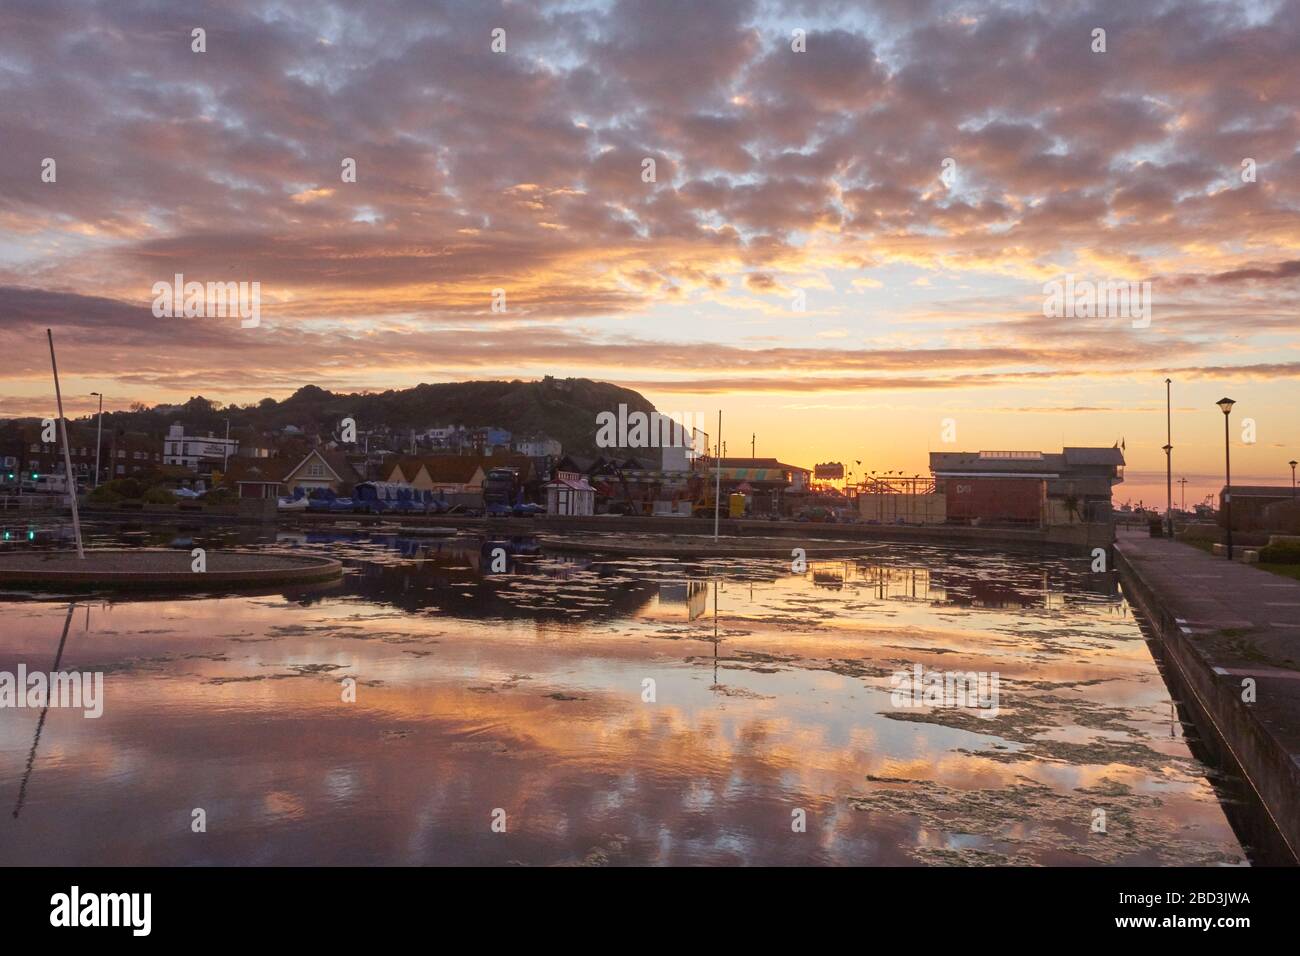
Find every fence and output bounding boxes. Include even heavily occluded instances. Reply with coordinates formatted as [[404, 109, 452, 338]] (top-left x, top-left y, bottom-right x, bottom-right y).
[[0, 494, 69, 512]]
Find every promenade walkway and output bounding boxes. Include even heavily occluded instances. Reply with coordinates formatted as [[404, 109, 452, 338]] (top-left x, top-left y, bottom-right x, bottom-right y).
[[1116, 530, 1300, 860]]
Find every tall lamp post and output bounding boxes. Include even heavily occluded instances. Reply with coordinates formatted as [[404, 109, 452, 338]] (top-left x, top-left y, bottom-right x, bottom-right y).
[[1163, 378, 1173, 537], [1217, 398, 1235, 560], [713, 411, 722, 542], [1290, 459, 1297, 501], [90, 391, 103, 489]]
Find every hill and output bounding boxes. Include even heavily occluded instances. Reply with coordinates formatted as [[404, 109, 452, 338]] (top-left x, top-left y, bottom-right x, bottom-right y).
[[31, 377, 660, 458]]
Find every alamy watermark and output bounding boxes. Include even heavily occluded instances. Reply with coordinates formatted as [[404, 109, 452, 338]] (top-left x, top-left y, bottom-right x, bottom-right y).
[[1042, 274, 1152, 328], [889, 664, 999, 718], [50, 886, 150, 936], [0, 665, 104, 718], [151, 273, 260, 328], [595, 404, 704, 449]]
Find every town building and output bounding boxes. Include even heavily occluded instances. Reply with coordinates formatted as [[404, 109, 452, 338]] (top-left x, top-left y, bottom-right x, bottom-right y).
[[929, 447, 1125, 524], [512, 435, 562, 459], [230, 425, 274, 459], [222, 458, 289, 499], [422, 425, 462, 449], [1218, 485, 1299, 532], [382, 453, 535, 494], [282, 448, 363, 496], [109, 431, 164, 480], [0, 421, 112, 486], [385, 456, 486, 493], [163, 423, 238, 476], [710, 457, 812, 515], [466, 427, 512, 455]]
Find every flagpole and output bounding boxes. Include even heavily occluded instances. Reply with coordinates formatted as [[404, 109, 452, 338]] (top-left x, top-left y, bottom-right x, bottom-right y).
[[47, 329, 85, 559]]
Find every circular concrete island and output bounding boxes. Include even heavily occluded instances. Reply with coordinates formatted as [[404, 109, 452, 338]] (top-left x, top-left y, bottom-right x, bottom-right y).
[[538, 534, 881, 558], [0, 549, 343, 591]]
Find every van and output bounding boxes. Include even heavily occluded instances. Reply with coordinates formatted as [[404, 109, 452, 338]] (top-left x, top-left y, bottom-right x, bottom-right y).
[[33, 475, 70, 494]]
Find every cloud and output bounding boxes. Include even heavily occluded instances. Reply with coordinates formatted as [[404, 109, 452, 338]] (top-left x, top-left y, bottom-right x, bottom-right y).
[[0, 0, 1296, 408]]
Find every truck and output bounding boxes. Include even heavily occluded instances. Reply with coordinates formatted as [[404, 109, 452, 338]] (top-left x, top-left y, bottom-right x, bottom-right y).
[[482, 467, 520, 517]]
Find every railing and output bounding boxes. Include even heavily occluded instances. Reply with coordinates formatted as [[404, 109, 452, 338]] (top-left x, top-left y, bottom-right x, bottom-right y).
[[0, 494, 70, 511]]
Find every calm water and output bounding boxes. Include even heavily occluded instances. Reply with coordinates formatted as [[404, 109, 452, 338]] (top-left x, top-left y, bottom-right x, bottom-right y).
[[0, 522, 1248, 865]]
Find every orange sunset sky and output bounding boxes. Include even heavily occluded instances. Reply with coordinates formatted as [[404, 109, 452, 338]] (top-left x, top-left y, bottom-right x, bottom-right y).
[[1, 0, 1297, 507]]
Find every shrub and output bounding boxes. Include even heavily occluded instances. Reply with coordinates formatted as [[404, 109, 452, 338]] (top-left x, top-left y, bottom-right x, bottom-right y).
[[142, 486, 175, 504], [1259, 541, 1300, 564], [88, 485, 123, 504], [89, 477, 145, 502]]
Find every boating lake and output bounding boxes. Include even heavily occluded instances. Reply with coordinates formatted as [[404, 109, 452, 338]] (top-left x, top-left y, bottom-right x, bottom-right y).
[[0, 523, 1251, 865]]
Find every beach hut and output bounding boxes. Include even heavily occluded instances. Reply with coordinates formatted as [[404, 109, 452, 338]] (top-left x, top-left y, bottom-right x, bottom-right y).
[[545, 471, 595, 516]]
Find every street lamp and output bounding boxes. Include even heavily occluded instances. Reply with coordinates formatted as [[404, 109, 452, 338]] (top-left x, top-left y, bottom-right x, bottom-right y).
[[90, 392, 103, 489], [1290, 459, 1297, 500], [1217, 397, 1235, 560], [1164, 378, 1173, 537]]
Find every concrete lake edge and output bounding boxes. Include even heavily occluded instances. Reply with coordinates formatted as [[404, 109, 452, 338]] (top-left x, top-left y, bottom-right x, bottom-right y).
[[0, 548, 343, 591], [1116, 538, 1300, 864]]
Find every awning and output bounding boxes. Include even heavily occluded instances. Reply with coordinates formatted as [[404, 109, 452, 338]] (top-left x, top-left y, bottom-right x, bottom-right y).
[[546, 477, 594, 492], [714, 468, 786, 482], [619, 470, 692, 481]]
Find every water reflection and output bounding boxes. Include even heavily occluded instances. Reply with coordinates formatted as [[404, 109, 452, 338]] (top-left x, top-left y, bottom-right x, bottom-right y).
[[0, 521, 1250, 865], [658, 581, 709, 622], [11, 602, 75, 820]]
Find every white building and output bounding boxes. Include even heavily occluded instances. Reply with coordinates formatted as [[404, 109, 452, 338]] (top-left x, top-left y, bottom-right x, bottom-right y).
[[423, 425, 460, 446], [514, 436, 562, 458], [545, 471, 595, 516], [163, 423, 238, 470]]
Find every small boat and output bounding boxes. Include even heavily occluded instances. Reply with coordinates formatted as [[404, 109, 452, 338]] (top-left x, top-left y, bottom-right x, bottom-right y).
[[277, 495, 309, 511]]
